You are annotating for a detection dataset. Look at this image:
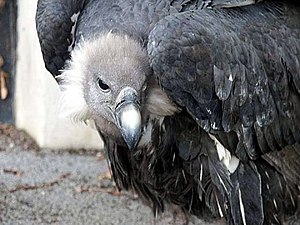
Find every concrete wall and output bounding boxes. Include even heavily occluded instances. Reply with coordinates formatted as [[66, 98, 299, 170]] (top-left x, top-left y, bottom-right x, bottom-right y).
[[15, 0, 103, 149]]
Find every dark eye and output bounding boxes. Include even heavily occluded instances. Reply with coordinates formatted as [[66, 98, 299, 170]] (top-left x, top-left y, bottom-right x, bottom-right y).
[[97, 78, 110, 92]]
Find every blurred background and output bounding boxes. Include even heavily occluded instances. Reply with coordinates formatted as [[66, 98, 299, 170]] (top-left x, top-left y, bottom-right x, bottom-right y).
[[0, 0, 102, 150]]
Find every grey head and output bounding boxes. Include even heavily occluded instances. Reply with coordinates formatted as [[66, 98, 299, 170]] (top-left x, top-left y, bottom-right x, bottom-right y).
[[58, 33, 151, 149]]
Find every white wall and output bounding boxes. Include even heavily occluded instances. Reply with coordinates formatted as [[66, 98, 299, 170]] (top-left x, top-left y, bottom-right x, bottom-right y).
[[15, 0, 103, 149]]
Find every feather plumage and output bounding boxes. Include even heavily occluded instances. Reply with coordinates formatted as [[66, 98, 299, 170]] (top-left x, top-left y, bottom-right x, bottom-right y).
[[36, 0, 300, 224]]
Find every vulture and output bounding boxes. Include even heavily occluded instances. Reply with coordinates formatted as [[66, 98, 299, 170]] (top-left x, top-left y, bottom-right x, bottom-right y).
[[36, 0, 300, 224]]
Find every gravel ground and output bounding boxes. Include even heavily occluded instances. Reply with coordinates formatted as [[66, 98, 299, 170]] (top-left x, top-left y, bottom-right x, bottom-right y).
[[0, 124, 224, 225]]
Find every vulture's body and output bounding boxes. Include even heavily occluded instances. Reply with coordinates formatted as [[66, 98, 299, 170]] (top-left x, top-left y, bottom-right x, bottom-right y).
[[36, 0, 300, 224]]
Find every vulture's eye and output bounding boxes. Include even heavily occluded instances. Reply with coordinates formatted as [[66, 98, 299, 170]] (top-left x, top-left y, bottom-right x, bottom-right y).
[[97, 78, 110, 92]]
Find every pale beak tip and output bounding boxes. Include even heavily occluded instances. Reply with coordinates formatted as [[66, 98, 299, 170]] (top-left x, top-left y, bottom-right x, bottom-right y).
[[116, 102, 142, 150]]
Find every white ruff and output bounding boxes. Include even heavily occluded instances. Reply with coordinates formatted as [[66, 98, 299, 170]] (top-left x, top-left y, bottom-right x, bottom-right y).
[[57, 41, 90, 122]]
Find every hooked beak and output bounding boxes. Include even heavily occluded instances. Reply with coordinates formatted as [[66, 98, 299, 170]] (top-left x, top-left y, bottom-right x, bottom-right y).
[[115, 87, 142, 150]]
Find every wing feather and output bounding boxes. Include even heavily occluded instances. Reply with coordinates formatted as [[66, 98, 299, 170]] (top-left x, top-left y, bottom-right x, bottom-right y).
[[148, 1, 300, 159], [36, 0, 86, 77]]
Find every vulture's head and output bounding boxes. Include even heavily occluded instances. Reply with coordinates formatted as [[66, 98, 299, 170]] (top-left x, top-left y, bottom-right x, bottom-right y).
[[58, 33, 177, 149]]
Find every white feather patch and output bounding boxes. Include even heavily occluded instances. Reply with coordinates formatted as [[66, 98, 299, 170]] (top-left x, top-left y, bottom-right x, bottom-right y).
[[68, 12, 80, 52], [138, 120, 153, 148], [215, 195, 224, 218], [209, 134, 239, 173], [239, 188, 247, 225]]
